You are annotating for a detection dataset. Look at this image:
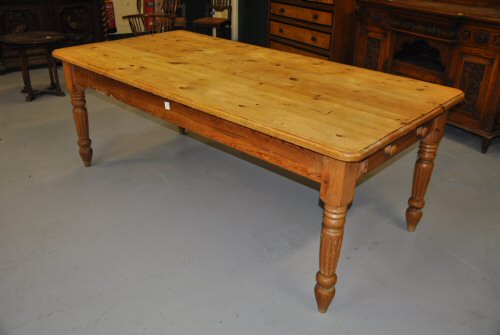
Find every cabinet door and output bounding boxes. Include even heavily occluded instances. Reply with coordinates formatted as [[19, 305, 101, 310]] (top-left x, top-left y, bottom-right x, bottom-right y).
[[450, 47, 498, 131], [354, 25, 388, 71], [0, 1, 49, 34], [49, 0, 104, 44], [0, 1, 51, 71]]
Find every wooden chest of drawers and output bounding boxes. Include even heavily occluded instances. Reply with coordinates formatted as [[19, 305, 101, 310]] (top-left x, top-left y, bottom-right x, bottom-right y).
[[354, 0, 500, 152], [268, 0, 356, 63]]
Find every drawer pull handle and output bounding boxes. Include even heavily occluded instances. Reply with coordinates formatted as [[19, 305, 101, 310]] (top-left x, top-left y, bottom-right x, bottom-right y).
[[311, 36, 317, 42], [279, 28, 284, 34], [279, 8, 285, 14], [384, 144, 398, 157], [312, 14, 319, 20]]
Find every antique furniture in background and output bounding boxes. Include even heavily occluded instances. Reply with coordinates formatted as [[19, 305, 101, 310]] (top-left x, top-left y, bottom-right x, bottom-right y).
[[354, 0, 500, 153], [267, 0, 356, 63], [192, 0, 231, 38], [0, 0, 106, 73], [125, 0, 184, 34], [0, 31, 65, 101], [54, 31, 463, 313], [123, 13, 177, 35], [173, 0, 187, 29]]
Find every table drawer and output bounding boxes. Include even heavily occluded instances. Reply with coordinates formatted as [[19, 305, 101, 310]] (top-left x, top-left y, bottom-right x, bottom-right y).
[[269, 21, 331, 50], [270, 40, 329, 59], [270, 2, 333, 26]]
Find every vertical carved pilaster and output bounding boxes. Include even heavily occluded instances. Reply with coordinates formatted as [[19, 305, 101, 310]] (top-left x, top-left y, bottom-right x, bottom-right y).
[[458, 61, 485, 119], [406, 112, 447, 232], [101, 3, 109, 41], [364, 37, 381, 70], [315, 205, 347, 313]]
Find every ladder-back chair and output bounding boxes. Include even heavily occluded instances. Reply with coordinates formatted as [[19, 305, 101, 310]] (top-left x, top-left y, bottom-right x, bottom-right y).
[[192, 0, 231, 38], [124, 0, 179, 35]]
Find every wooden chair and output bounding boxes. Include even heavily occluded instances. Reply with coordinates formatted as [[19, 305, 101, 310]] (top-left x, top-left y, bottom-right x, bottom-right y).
[[192, 0, 231, 38], [173, 0, 187, 30], [124, 0, 179, 35], [123, 14, 172, 35]]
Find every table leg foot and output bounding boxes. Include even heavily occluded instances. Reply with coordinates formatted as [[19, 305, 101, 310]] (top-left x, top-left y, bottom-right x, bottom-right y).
[[178, 126, 186, 135], [406, 113, 446, 232], [71, 89, 93, 167]]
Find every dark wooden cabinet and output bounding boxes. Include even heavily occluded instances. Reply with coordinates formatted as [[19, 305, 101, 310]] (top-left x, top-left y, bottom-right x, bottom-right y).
[[0, 0, 105, 72], [354, 0, 500, 152], [268, 0, 356, 63]]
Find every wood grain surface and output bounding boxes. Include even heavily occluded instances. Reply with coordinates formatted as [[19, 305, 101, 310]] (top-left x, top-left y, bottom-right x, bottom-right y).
[[53, 31, 463, 161]]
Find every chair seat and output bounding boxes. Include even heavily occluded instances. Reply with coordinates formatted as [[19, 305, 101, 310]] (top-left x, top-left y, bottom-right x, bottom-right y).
[[174, 17, 187, 28], [192, 17, 230, 27]]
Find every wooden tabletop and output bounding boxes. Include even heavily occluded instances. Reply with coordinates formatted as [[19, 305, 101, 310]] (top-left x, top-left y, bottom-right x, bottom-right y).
[[53, 31, 463, 161]]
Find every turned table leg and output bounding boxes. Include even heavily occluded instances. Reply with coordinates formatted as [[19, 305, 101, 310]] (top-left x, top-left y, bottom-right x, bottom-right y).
[[406, 113, 447, 232], [63, 63, 93, 167], [18, 48, 34, 101], [315, 158, 358, 313], [46, 49, 56, 89]]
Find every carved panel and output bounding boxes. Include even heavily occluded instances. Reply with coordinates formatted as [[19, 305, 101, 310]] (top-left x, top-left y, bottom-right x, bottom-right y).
[[493, 35, 500, 46], [461, 30, 471, 41], [388, 15, 456, 41], [59, 6, 93, 43], [458, 61, 486, 118], [474, 32, 490, 44], [0, 1, 104, 72], [364, 38, 381, 70], [355, 0, 500, 151], [0, 10, 39, 34]]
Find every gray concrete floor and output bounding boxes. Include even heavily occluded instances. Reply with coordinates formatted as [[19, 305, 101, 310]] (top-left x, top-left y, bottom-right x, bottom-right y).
[[0, 68, 499, 335]]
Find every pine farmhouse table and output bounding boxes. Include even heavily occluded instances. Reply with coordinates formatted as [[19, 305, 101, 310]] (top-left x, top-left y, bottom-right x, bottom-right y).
[[53, 31, 464, 313]]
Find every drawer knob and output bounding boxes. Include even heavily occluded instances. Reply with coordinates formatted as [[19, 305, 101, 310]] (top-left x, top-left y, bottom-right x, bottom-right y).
[[279, 7, 285, 14], [279, 28, 284, 34], [312, 14, 319, 20], [311, 36, 317, 42], [384, 144, 397, 157]]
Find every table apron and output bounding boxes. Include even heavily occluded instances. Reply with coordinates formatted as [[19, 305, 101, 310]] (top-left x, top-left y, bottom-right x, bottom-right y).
[[358, 122, 434, 178], [74, 66, 324, 182]]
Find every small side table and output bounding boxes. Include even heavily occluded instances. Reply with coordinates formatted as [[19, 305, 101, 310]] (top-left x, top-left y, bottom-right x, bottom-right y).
[[0, 31, 66, 102]]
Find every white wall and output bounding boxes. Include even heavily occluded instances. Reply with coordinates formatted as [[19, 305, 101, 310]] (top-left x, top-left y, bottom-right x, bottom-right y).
[[112, 0, 135, 34]]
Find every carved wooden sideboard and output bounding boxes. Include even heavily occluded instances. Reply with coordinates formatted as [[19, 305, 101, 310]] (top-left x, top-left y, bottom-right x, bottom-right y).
[[354, 0, 500, 152], [268, 0, 356, 63], [0, 0, 106, 73]]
